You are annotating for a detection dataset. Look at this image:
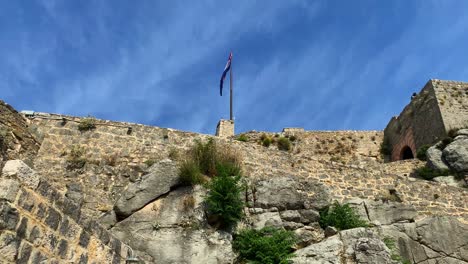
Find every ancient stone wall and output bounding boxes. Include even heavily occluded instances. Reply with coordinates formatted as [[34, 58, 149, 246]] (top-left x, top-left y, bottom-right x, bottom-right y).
[[24, 113, 468, 225], [385, 80, 447, 160], [432, 79, 468, 131], [0, 161, 131, 263], [384, 79, 468, 161]]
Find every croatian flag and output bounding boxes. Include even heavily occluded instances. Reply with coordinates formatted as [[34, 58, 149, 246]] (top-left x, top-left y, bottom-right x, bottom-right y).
[[219, 52, 232, 96]]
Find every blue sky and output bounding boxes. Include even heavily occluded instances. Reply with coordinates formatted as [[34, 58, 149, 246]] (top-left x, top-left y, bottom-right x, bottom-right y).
[[1, 1, 468, 134]]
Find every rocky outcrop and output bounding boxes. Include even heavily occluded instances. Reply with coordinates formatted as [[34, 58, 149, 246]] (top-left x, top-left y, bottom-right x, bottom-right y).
[[443, 138, 468, 173], [114, 159, 180, 218], [426, 145, 449, 171], [0, 100, 40, 166], [111, 186, 235, 263], [252, 176, 331, 210], [378, 216, 468, 264]]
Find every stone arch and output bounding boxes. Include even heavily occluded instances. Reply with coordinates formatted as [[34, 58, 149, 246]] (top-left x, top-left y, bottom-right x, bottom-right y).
[[400, 146, 414, 160], [391, 127, 417, 161]]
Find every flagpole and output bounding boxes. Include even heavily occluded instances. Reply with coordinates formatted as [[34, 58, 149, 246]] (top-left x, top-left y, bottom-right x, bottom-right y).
[[230, 53, 233, 121]]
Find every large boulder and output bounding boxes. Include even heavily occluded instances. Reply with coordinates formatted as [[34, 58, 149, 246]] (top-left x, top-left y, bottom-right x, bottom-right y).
[[253, 176, 331, 210], [427, 145, 450, 171], [112, 186, 235, 263], [114, 159, 179, 217], [292, 235, 343, 264], [433, 176, 466, 188], [377, 216, 468, 264], [443, 138, 468, 173]]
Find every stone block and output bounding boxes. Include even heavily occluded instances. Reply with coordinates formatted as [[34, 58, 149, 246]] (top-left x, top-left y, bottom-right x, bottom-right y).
[[2, 160, 40, 189], [0, 201, 19, 230], [30, 249, 48, 263], [0, 231, 19, 262], [36, 180, 59, 202], [0, 179, 20, 202], [43, 231, 58, 253], [17, 189, 35, 212], [79, 230, 90, 248], [78, 253, 88, 264], [57, 239, 68, 259], [56, 195, 81, 222], [16, 217, 28, 239], [280, 210, 302, 222], [17, 241, 33, 264], [45, 207, 62, 230], [28, 226, 43, 245], [34, 203, 47, 220]]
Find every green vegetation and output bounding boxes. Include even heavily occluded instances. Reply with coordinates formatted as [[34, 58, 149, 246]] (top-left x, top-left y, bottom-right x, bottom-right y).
[[236, 134, 248, 142], [0, 127, 8, 147], [168, 147, 180, 161], [415, 167, 450, 180], [179, 160, 204, 186], [233, 227, 296, 264], [383, 237, 411, 264], [66, 145, 87, 170], [260, 134, 272, 147], [204, 165, 244, 229], [78, 117, 97, 131], [380, 136, 392, 157], [319, 202, 368, 230], [144, 159, 157, 167], [289, 135, 297, 142], [277, 137, 291, 151], [437, 137, 453, 150], [416, 144, 431, 161]]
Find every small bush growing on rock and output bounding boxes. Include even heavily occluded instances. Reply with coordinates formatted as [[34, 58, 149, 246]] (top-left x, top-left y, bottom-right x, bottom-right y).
[[415, 167, 450, 180], [0, 127, 8, 147], [168, 147, 180, 161], [437, 137, 453, 150], [179, 160, 204, 186], [289, 135, 297, 142], [416, 144, 431, 161], [380, 136, 392, 157], [233, 227, 296, 264], [384, 237, 411, 264], [277, 137, 291, 151], [236, 134, 248, 142], [204, 167, 244, 229], [144, 159, 157, 167], [262, 136, 272, 147], [66, 145, 87, 170], [78, 117, 97, 131], [183, 195, 196, 211], [319, 201, 368, 230]]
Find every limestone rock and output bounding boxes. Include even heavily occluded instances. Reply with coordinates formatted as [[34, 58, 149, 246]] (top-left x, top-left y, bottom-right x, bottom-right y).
[[294, 224, 324, 248], [292, 235, 343, 264], [2, 160, 40, 189], [427, 145, 450, 171], [433, 176, 466, 188], [254, 176, 331, 210], [324, 226, 338, 237], [456, 129, 468, 137], [252, 212, 283, 230], [298, 209, 320, 224], [365, 200, 417, 225], [280, 210, 302, 222], [354, 237, 393, 264], [114, 159, 179, 217], [443, 138, 468, 173]]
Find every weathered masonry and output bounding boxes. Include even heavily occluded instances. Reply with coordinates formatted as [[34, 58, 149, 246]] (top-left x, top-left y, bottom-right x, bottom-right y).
[[384, 79, 468, 161]]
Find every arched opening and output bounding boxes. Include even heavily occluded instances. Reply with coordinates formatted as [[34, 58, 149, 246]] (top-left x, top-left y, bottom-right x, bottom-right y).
[[400, 146, 414, 160]]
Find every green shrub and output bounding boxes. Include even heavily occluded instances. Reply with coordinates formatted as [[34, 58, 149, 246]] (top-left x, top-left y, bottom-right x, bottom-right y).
[[384, 237, 411, 264], [437, 137, 453, 150], [78, 117, 97, 131], [236, 134, 248, 142], [144, 159, 157, 167], [179, 160, 204, 186], [66, 145, 87, 170], [205, 171, 244, 229], [262, 137, 272, 147], [0, 127, 8, 146], [233, 227, 296, 264], [380, 136, 392, 156], [416, 145, 431, 161], [319, 202, 368, 230], [415, 167, 450, 180], [289, 135, 297, 142], [277, 137, 291, 151]]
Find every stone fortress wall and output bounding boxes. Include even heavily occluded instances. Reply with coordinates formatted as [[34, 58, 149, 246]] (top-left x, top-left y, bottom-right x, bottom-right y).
[[385, 79, 468, 161], [24, 113, 468, 223], [0, 160, 131, 263]]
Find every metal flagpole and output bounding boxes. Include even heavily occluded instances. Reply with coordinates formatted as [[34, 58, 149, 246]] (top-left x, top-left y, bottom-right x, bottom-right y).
[[230, 53, 233, 121]]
